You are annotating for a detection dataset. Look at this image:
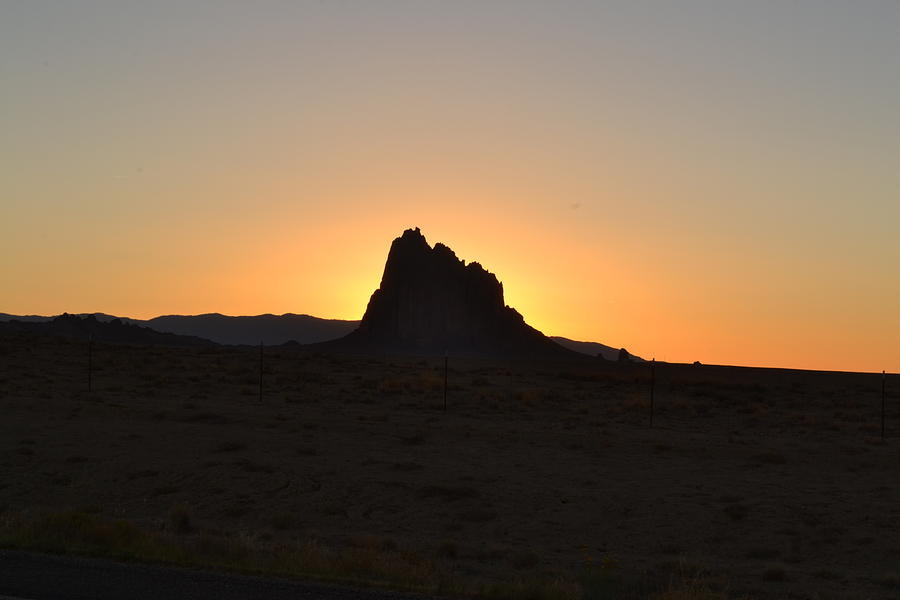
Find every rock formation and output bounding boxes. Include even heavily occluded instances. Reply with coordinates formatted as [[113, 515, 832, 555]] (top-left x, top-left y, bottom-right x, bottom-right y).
[[336, 228, 576, 358]]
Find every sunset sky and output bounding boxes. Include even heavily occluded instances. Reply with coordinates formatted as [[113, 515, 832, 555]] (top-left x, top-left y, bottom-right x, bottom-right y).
[[3, 2, 898, 372]]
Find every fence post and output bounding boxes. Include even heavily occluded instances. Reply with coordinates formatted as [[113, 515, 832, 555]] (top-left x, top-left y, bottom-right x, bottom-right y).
[[649, 358, 655, 427], [882, 370, 886, 440], [443, 352, 448, 412], [87, 334, 93, 393]]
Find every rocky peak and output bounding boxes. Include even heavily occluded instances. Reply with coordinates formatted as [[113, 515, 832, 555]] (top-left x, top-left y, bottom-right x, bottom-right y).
[[342, 228, 573, 357]]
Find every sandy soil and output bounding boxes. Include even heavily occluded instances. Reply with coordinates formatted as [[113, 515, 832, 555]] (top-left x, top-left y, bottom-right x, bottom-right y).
[[1, 332, 898, 598]]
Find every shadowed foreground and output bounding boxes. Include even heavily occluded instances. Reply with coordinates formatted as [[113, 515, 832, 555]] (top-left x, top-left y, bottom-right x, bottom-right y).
[[0, 549, 431, 600], [1, 332, 898, 599]]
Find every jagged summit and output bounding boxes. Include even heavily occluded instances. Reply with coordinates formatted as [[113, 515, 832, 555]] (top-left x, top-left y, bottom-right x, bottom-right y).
[[334, 228, 576, 358]]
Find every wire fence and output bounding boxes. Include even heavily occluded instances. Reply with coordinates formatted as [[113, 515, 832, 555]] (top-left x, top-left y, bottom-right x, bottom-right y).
[[2, 333, 896, 440]]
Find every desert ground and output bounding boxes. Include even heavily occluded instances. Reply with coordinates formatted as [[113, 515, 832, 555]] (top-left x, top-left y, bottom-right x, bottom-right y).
[[1, 332, 898, 599]]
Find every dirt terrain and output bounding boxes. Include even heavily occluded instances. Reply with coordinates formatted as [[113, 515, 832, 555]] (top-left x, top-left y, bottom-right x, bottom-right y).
[[1, 332, 898, 599]]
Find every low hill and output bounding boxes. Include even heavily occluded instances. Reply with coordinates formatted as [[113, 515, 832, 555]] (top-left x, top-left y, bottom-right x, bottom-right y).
[[551, 336, 644, 362], [0, 312, 359, 346], [0, 314, 215, 346], [144, 313, 359, 346]]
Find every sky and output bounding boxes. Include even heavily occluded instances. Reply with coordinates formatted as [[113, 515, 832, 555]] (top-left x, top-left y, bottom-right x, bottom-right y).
[[2, 1, 899, 372]]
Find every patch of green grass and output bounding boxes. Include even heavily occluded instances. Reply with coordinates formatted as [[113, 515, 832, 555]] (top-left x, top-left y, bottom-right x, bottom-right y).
[[0, 510, 751, 600], [0, 510, 446, 593], [1, 510, 161, 560]]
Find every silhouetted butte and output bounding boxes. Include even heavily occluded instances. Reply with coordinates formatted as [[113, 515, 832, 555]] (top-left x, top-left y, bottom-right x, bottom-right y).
[[325, 228, 578, 358]]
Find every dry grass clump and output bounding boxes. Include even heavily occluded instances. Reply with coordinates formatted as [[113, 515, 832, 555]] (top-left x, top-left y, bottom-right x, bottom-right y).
[[377, 377, 404, 394], [436, 540, 459, 559], [168, 505, 193, 534], [212, 440, 246, 453], [658, 543, 682, 555], [744, 547, 779, 560], [812, 568, 842, 581], [296, 445, 318, 456], [268, 513, 298, 531], [378, 373, 444, 395], [477, 578, 580, 600], [722, 503, 749, 522], [391, 461, 423, 471], [646, 560, 746, 600], [752, 450, 786, 465], [459, 508, 499, 523], [419, 485, 480, 502], [650, 578, 734, 600], [510, 550, 540, 570], [150, 485, 180, 497], [508, 388, 543, 406]]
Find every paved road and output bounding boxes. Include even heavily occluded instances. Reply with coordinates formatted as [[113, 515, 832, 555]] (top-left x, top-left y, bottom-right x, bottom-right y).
[[0, 550, 434, 600]]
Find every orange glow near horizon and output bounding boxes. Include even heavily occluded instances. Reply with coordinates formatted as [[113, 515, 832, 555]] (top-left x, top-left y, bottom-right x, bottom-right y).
[[4, 206, 897, 374], [3, 3, 899, 374]]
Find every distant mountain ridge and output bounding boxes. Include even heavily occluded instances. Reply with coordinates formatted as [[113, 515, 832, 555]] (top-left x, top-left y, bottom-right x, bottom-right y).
[[0, 312, 359, 346], [2, 311, 637, 357], [144, 313, 359, 346], [0, 314, 214, 346], [0, 312, 639, 358]]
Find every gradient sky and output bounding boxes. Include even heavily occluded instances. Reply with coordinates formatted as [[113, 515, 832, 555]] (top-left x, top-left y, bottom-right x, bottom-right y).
[[3, 1, 898, 372]]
